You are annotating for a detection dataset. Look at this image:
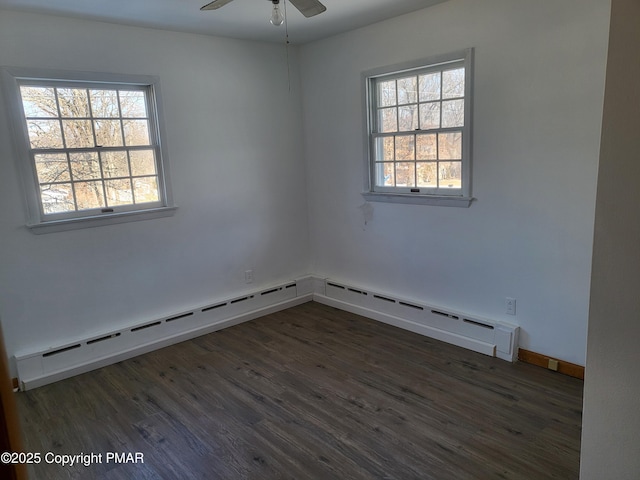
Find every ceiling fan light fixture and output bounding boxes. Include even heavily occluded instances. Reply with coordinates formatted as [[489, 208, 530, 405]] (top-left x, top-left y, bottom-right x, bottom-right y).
[[270, 0, 284, 26]]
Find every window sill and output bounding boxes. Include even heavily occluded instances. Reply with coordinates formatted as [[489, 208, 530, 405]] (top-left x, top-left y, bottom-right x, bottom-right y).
[[362, 192, 474, 207], [27, 206, 178, 234]]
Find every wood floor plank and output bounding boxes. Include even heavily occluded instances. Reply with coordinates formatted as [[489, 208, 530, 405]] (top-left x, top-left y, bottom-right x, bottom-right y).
[[15, 302, 583, 479]]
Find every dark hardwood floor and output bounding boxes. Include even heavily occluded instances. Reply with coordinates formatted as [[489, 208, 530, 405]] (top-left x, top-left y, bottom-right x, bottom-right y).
[[16, 302, 583, 479]]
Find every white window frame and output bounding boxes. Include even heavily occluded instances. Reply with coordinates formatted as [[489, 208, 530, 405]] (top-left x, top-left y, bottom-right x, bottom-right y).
[[1, 67, 176, 233], [362, 49, 474, 207]]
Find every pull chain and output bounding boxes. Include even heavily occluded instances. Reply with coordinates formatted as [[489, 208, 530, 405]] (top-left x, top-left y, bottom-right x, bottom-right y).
[[283, 0, 291, 92]]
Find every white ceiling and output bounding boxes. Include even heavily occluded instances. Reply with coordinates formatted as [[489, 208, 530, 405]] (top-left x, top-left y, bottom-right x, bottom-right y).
[[0, 0, 448, 44]]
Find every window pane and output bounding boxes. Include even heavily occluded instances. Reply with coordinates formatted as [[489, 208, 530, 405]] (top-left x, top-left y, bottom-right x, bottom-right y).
[[26, 120, 63, 149], [419, 102, 440, 130], [20, 87, 57, 118], [40, 183, 75, 213], [94, 120, 123, 147], [75, 181, 106, 210], [105, 179, 133, 206], [70, 152, 101, 180], [441, 99, 465, 128], [90, 90, 120, 117], [395, 162, 415, 187], [375, 162, 395, 187], [119, 91, 148, 118], [57, 88, 90, 118], [378, 80, 396, 107], [397, 76, 417, 105], [398, 105, 419, 131], [442, 68, 465, 99], [419, 73, 441, 102], [123, 119, 151, 146], [34, 154, 70, 184], [439, 161, 462, 188], [101, 151, 130, 178], [395, 135, 415, 161], [133, 176, 159, 203], [378, 108, 397, 133], [130, 150, 157, 176], [416, 134, 437, 160], [375, 137, 395, 161], [417, 162, 437, 187], [62, 119, 94, 148], [438, 132, 462, 160]]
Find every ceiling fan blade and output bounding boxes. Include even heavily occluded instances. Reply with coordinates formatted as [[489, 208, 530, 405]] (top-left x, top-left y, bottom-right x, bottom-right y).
[[200, 0, 235, 11], [288, 0, 327, 18]]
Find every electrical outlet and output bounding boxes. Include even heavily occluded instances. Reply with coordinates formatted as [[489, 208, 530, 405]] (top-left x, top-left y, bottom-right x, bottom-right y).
[[245, 269, 253, 284], [505, 297, 516, 315]]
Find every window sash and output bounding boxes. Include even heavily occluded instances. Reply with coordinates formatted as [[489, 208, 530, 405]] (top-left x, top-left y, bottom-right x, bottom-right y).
[[29, 147, 164, 221]]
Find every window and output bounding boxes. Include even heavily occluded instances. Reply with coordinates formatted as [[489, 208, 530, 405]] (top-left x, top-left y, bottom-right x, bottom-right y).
[[363, 49, 473, 207], [2, 68, 175, 232]]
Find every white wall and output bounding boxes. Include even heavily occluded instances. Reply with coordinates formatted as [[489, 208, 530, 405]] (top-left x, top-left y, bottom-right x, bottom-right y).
[[299, 0, 610, 365], [0, 1, 615, 373], [0, 11, 310, 367], [581, 0, 640, 477]]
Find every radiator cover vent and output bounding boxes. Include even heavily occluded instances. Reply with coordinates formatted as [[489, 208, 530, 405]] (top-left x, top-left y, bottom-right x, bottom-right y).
[[15, 280, 310, 390], [318, 279, 518, 362]]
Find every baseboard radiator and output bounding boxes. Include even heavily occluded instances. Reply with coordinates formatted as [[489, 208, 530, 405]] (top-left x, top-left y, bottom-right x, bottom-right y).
[[314, 279, 519, 362], [14, 276, 519, 390], [14, 278, 315, 390]]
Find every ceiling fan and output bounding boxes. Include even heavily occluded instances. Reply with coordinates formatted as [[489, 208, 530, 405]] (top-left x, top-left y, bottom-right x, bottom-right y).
[[200, 0, 327, 21]]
